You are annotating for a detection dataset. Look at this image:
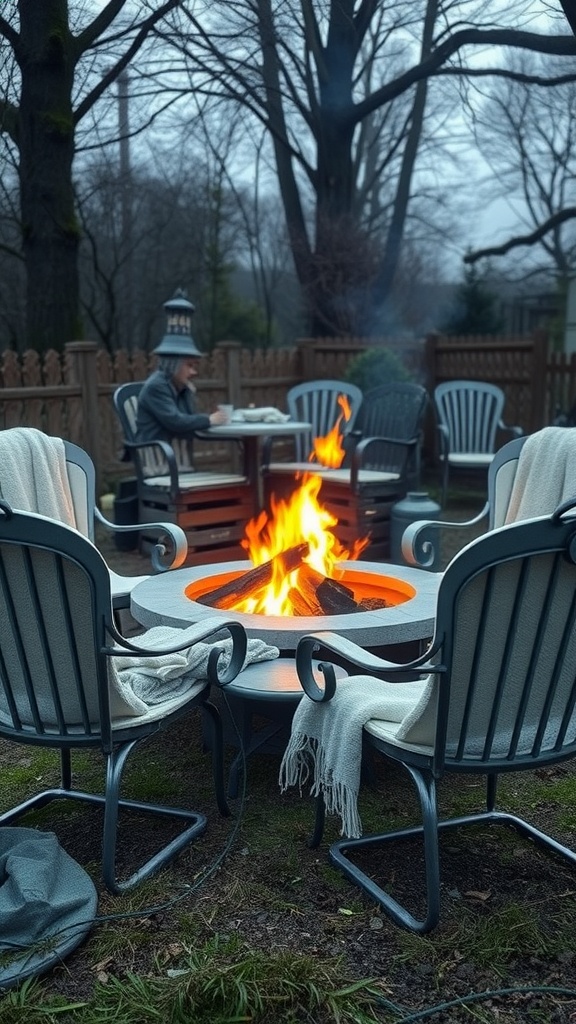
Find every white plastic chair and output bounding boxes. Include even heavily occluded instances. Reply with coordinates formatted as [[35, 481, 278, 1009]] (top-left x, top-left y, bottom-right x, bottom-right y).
[[434, 380, 523, 507]]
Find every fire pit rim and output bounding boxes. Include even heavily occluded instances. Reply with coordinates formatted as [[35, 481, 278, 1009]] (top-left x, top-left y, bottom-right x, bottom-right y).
[[130, 559, 441, 651]]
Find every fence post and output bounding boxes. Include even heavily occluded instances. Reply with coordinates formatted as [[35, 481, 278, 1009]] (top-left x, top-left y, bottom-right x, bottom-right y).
[[65, 341, 102, 489], [216, 341, 242, 407], [530, 329, 549, 431], [296, 338, 315, 381]]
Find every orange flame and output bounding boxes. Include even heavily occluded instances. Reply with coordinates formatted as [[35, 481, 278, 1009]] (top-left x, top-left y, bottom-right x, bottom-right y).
[[309, 394, 352, 468], [239, 472, 369, 615]]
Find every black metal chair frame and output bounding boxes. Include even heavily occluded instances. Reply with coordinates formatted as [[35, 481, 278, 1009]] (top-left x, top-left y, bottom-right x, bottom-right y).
[[402, 433, 528, 569], [0, 500, 247, 893], [295, 498, 576, 931]]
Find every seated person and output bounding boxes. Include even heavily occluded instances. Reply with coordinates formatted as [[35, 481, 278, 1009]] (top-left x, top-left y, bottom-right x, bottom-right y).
[[137, 335, 227, 446]]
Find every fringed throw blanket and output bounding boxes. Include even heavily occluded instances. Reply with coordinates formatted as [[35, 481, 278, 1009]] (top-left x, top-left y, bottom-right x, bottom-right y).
[[279, 675, 433, 838], [109, 625, 279, 716]]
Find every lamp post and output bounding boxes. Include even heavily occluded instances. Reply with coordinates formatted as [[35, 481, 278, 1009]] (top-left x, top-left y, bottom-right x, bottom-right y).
[[154, 289, 202, 357]]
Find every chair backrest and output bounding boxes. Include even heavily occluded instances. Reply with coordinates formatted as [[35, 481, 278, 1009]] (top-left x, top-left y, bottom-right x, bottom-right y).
[[407, 503, 576, 773], [357, 382, 428, 440], [0, 503, 121, 746], [63, 440, 97, 541], [434, 380, 505, 455], [287, 380, 364, 462], [113, 381, 193, 479], [0, 427, 96, 542], [485, 434, 528, 529], [113, 381, 142, 447], [353, 382, 429, 476]]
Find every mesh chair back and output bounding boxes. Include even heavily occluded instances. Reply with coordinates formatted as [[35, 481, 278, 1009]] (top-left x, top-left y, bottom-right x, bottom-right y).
[[434, 380, 505, 455], [435, 510, 576, 769], [287, 380, 363, 462]]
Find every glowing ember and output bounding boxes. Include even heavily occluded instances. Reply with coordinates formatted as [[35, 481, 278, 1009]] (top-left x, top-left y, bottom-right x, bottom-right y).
[[309, 394, 352, 468], [238, 472, 369, 615]]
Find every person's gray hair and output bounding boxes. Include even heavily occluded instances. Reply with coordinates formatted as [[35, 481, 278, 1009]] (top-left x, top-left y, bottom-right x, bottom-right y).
[[158, 355, 182, 378]]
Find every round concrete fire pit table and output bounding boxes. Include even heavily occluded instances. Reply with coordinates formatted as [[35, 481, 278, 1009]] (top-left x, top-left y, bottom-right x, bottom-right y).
[[130, 560, 440, 796], [130, 559, 440, 654]]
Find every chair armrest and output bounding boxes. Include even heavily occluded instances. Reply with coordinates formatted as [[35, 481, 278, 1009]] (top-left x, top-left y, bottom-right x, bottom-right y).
[[295, 630, 440, 703], [106, 616, 248, 687], [401, 502, 489, 569], [349, 435, 417, 492], [124, 439, 181, 499], [499, 421, 524, 440], [95, 506, 188, 572], [436, 423, 450, 458]]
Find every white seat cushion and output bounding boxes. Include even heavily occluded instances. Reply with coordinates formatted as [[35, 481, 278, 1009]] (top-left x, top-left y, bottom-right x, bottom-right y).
[[142, 471, 247, 491], [266, 463, 398, 484], [445, 453, 494, 468]]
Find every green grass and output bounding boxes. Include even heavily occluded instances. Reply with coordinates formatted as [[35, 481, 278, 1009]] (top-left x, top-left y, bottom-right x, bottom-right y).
[[0, 937, 382, 1024]]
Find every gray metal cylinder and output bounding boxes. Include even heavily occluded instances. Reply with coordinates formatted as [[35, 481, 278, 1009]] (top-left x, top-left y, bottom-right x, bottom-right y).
[[390, 491, 441, 569]]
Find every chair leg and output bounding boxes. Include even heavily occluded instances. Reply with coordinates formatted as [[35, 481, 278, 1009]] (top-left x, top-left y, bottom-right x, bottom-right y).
[[60, 748, 72, 789], [441, 458, 449, 509], [308, 793, 326, 849], [329, 763, 441, 933], [201, 701, 231, 817], [101, 738, 208, 894]]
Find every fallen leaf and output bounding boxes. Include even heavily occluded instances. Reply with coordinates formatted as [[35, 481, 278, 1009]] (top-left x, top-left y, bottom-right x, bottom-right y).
[[464, 890, 491, 901]]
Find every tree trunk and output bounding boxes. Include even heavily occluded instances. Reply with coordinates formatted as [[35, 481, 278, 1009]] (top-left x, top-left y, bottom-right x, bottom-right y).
[[17, 0, 79, 352], [372, 0, 438, 322]]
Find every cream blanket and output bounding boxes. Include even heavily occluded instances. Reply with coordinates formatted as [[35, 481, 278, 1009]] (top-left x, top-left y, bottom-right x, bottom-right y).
[[279, 674, 435, 838], [505, 426, 576, 523], [109, 626, 279, 715], [232, 407, 290, 424], [0, 427, 75, 525]]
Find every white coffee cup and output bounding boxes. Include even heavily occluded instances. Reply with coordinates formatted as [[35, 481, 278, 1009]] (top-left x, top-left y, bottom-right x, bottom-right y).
[[218, 404, 234, 424]]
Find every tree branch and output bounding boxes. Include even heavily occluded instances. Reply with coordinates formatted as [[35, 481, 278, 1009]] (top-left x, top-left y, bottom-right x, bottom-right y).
[[464, 208, 576, 263], [0, 13, 20, 50], [73, 0, 182, 122], [353, 28, 576, 124]]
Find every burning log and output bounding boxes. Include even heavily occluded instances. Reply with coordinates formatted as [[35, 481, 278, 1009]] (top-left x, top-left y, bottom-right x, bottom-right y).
[[316, 577, 358, 614], [198, 543, 309, 610], [357, 596, 391, 611], [288, 564, 325, 615]]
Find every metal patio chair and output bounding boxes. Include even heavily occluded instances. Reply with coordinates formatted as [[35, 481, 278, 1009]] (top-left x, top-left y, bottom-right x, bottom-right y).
[[434, 380, 523, 507], [261, 379, 364, 473], [0, 427, 187, 614], [403, 425, 576, 569], [113, 382, 256, 564], [263, 381, 428, 561], [294, 498, 576, 931], [0, 499, 247, 892], [329, 381, 429, 493]]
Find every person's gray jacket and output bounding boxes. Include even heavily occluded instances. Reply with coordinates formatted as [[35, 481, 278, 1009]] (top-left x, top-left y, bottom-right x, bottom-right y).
[[136, 371, 210, 444]]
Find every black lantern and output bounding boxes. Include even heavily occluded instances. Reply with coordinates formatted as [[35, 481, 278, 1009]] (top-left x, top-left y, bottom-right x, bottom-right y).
[[153, 288, 202, 357]]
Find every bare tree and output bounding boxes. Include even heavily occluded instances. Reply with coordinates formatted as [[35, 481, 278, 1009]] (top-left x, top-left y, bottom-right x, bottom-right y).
[[0, 0, 181, 352], [466, 48, 576, 275], [156, 0, 576, 335]]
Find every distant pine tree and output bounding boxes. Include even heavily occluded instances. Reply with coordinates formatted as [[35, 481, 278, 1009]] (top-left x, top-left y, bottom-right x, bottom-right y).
[[442, 262, 504, 336]]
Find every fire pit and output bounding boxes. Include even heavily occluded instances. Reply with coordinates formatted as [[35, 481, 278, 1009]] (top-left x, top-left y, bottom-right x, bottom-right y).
[[130, 558, 440, 654]]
